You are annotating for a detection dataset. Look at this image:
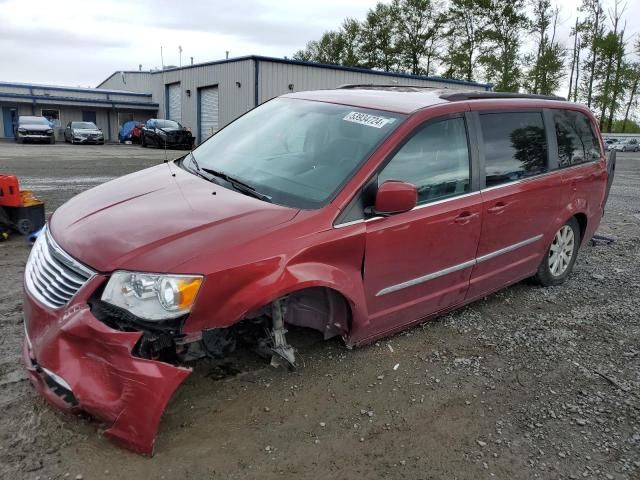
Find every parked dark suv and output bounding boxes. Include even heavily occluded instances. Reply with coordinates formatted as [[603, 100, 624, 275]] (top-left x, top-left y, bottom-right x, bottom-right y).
[[23, 87, 612, 455]]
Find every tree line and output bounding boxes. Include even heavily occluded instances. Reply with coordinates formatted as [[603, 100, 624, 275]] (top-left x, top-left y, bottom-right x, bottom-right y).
[[293, 0, 640, 133]]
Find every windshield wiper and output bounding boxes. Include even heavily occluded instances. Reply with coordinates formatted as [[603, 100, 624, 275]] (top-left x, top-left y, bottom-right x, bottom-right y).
[[202, 168, 272, 203], [184, 152, 211, 181]]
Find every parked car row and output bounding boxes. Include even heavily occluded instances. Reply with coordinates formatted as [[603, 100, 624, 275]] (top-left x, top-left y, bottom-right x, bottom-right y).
[[13, 115, 194, 150], [604, 137, 640, 152]]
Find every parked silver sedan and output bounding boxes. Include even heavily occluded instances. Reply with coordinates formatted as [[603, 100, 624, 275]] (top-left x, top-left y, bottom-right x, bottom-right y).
[[64, 121, 105, 145]]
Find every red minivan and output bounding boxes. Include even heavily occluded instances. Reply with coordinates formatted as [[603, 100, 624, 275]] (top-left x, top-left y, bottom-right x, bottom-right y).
[[22, 87, 613, 454]]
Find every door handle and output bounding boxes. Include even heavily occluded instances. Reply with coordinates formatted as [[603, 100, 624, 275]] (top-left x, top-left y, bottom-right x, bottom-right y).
[[487, 202, 508, 214], [454, 211, 477, 224]]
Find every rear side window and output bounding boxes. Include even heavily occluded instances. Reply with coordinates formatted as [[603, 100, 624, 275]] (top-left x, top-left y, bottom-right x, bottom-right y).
[[378, 117, 470, 204], [554, 110, 601, 167], [480, 112, 548, 188]]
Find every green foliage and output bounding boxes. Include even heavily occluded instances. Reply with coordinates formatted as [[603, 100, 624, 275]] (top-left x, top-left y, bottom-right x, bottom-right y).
[[291, 0, 637, 130], [441, 0, 486, 82], [609, 119, 640, 134], [478, 0, 528, 92], [392, 0, 445, 75], [523, 0, 566, 96]]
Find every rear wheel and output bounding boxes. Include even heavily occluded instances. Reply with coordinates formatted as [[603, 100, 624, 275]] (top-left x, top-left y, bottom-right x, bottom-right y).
[[533, 218, 581, 286]]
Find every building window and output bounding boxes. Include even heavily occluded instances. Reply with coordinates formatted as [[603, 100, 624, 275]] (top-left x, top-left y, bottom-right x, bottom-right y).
[[41, 109, 60, 126], [480, 112, 548, 188], [379, 117, 471, 204], [554, 110, 601, 168]]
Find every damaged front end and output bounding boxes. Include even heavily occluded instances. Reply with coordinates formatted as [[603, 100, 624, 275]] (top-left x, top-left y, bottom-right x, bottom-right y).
[[23, 292, 191, 455], [22, 230, 194, 455], [23, 230, 351, 455]]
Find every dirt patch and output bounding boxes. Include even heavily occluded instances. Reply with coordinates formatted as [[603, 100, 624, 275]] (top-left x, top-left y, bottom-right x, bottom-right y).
[[1, 144, 638, 479]]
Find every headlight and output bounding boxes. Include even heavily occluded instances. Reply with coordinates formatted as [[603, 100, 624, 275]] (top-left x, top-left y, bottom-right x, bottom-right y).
[[156, 129, 167, 136], [101, 271, 203, 321], [46, 129, 54, 134], [18, 128, 26, 133]]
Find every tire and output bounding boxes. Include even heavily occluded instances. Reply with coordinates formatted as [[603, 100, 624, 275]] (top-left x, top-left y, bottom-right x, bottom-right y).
[[140, 134, 147, 147], [50, 136, 56, 145], [533, 217, 581, 287]]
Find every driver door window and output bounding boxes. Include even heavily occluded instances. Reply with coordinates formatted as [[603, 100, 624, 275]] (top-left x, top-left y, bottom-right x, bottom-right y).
[[379, 117, 471, 204]]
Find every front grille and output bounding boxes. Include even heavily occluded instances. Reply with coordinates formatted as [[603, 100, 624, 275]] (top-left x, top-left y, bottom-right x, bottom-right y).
[[25, 227, 96, 309]]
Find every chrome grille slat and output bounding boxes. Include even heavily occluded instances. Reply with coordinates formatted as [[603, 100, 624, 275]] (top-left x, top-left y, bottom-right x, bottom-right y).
[[32, 256, 78, 297], [24, 227, 96, 309], [40, 243, 87, 285], [33, 251, 80, 294]]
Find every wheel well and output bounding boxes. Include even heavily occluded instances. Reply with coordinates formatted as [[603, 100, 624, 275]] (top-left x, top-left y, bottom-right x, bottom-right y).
[[282, 287, 353, 340], [573, 213, 587, 241]]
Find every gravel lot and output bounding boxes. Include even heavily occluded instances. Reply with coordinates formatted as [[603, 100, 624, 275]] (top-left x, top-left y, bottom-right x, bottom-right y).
[[0, 142, 638, 480]]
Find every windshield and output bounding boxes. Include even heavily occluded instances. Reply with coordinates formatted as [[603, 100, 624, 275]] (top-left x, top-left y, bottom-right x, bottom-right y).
[[72, 122, 97, 129], [19, 117, 50, 125], [190, 98, 405, 209], [153, 120, 180, 129]]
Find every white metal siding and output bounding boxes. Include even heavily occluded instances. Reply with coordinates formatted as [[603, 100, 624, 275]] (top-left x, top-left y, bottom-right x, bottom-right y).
[[167, 83, 181, 122], [257, 61, 476, 104], [199, 86, 219, 143]]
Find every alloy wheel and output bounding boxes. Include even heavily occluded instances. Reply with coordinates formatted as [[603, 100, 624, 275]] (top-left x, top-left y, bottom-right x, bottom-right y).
[[548, 225, 575, 277]]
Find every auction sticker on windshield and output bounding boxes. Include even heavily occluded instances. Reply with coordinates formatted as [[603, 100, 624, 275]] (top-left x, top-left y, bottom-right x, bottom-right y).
[[343, 111, 393, 128]]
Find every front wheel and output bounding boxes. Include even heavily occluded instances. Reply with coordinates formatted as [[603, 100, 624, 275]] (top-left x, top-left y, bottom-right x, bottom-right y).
[[533, 218, 581, 286]]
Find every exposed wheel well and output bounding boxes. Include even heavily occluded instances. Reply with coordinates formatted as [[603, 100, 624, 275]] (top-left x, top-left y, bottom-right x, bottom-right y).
[[281, 287, 353, 340], [573, 213, 587, 242]]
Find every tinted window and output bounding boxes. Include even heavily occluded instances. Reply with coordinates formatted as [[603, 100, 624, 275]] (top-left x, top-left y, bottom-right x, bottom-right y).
[[378, 117, 470, 204], [481, 112, 547, 187], [554, 110, 601, 167]]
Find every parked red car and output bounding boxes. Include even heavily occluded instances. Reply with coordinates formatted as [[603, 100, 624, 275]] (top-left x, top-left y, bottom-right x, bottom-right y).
[[22, 87, 613, 455]]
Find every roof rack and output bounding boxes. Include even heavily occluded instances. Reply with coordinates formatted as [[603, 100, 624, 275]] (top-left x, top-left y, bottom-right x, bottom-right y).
[[337, 84, 439, 90], [439, 91, 565, 101]]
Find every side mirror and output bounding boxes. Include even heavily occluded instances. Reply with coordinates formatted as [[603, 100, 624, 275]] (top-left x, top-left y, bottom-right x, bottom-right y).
[[373, 180, 417, 216]]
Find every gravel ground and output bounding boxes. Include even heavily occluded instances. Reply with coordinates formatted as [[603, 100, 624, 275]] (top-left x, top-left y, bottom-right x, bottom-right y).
[[0, 143, 638, 480]]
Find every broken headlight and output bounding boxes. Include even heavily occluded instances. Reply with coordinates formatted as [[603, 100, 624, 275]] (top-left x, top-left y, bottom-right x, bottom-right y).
[[101, 271, 203, 321]]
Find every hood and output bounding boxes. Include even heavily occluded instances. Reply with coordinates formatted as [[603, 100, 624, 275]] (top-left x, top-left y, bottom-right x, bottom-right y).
[[49, 163, 299, 273], [73, 129, 102, 134], [20, 124, 51, 131], [158, 127, 189, 135]]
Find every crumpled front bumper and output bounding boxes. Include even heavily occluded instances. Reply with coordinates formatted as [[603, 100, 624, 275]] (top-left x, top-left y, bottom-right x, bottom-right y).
[[23, 278, 191, 455]]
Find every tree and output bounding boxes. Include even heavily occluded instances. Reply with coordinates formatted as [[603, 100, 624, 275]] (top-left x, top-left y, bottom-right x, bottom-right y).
[[580, 0, 605, 107], [442, 0, 486, 82], [567, 17, 583, 101], [359, 3, 399, 71], [524, 0, 565, 95], [479, 0, 528, 92], [292, 20, 364, 67], [392, 0, 445, 76], [620, 40, 640, 133]]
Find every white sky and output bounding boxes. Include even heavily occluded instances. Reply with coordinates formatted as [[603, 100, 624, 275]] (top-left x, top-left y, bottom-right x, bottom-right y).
[[0, 0, 638, 90]]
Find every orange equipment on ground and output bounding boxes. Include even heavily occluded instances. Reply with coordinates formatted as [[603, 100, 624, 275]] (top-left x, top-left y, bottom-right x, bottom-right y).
[[0, 175, 45, 236]]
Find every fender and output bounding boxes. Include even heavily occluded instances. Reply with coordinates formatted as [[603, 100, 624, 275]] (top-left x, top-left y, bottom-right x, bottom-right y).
[[182, 223, 370, 342]]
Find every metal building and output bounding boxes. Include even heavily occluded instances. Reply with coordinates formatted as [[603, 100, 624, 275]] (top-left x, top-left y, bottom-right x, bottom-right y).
[[98, 55, 491, 144], [0, 82, 158, 141]]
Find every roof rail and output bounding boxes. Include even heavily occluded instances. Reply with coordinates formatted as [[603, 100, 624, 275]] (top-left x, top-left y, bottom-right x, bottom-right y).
[[337, 83, 439, 90], [440, 91, 566, 101]]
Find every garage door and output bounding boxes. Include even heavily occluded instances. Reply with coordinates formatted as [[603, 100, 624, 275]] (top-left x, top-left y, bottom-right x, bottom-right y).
[[167, 83, 181, 123], [199, 86, 219, 144]]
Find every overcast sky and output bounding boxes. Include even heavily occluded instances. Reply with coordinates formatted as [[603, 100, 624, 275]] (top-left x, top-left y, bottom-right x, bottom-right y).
[[0, 0, 638, 89]]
